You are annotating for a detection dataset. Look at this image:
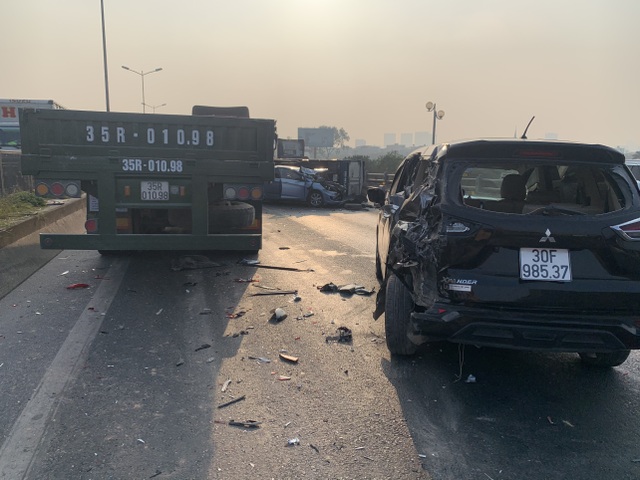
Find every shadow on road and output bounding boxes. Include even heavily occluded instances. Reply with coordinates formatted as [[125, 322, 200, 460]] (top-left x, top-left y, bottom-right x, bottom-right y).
[[382, 342, 639, 480]]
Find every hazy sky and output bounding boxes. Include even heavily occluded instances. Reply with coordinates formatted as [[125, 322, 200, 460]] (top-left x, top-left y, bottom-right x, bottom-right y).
[[5, 0, 640, 149]]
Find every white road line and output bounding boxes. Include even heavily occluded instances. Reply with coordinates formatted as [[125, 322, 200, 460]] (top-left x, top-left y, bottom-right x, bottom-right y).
[[0, 256, 129, 479]]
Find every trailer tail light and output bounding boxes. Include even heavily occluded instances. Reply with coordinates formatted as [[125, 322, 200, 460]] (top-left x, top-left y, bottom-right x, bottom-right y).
[[223, 184, 262, 201], [35, 182, 50, 196], [124, 185, 131, 197], [224, 186, 237, 200], [237, 186, 250, 200], [85, 218, 98, 233], [34, 179, 81, 198], [612, 218, 640, 241]]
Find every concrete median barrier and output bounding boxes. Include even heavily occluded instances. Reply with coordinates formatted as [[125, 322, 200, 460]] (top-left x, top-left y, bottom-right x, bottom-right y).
[[0, 197, 85, 299]]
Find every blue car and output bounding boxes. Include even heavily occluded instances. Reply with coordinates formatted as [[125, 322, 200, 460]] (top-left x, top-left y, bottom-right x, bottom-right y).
[[264, 165, 345, 207]]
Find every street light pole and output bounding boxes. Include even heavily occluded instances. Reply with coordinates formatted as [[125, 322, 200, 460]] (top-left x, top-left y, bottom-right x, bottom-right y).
[[100, 0, 110, 112], [425, 101, 445, 145], [121, 66, 163, 113]]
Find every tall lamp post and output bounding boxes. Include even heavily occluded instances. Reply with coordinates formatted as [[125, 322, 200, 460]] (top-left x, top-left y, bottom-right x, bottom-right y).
[[121, 66, 163, 113], [425, 101, 445, 145], [100, 0, 110, 111]]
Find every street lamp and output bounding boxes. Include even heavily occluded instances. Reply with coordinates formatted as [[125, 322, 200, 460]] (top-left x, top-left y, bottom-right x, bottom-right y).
[[145, 103, 167, 114], [425, 101, 445, 145], [121, 66, 163, 113]]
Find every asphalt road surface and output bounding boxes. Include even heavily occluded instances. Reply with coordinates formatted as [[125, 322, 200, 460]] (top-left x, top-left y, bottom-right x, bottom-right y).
[[1, 204, 640, 479]]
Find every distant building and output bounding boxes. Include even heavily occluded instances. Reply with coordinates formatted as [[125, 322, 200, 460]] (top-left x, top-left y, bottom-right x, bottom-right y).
[[415, 131, 430, 146], [355, 138, 366, 147], [400, 133, 413, 147], [383, 133, 396, 147]]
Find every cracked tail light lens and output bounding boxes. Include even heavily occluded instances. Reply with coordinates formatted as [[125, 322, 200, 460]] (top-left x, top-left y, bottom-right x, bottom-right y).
[[611, 218, 640, 240]]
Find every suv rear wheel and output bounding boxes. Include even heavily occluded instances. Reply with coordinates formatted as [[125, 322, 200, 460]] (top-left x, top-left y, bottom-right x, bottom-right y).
[[385, 275, 417, 355], [578, 350, 630, 367]]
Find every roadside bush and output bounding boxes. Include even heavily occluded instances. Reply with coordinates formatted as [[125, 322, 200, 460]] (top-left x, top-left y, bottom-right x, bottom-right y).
[[9, 191, 46, 207]]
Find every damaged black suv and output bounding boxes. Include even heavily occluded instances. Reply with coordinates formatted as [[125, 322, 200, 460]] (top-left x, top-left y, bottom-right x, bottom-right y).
[[368, 139, 640, 366]]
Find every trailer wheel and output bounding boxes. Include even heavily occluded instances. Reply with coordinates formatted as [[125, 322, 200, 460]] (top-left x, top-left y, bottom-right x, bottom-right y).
[[208, 201, 255, 230]]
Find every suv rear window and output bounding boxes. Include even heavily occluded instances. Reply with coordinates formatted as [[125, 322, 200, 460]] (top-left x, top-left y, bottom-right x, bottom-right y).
[[456, 161, 631, 215]]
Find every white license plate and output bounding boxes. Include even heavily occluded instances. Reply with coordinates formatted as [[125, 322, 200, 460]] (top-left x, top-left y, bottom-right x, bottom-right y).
[[140, 180, 169, 201], [519, 248, 572, 281]]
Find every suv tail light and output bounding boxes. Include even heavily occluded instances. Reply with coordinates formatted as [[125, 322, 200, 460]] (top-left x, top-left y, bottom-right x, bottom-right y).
[[611, 218, 640, 240]]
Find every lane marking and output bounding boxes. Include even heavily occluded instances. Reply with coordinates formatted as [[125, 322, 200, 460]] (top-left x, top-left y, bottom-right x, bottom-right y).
[[0, 256, 129, 479]]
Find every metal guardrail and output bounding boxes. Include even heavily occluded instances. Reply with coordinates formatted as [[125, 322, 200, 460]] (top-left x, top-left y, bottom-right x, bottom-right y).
[[365, 172, 394, 190]]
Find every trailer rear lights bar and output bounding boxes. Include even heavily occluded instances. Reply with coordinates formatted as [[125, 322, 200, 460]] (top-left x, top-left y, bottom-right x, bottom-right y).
[[35, 180, 82, 198]]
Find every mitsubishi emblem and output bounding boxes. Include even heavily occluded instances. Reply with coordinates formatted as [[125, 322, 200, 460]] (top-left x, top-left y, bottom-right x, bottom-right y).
[[539, 228, 556, 243]]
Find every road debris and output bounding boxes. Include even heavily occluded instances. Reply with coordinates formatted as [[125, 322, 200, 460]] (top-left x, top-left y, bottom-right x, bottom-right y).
[[251, 290, 298, 297], [278, 375, 291, 381], [325, 326, 353, 344], [318, 282, 375, 296], [58, 270, 69, 276], [183, 282, 197, 287], [217, 395, 246, 409], [172, 255, 223, 271], [155, 309, 163, 315], [270, 308, 288, 322], [465, 374, 477, 383], [287, 438, 300, 446], [221, 379, 232, 392], [279, 353, 299, 363], [195, 343, 211, 352], [226, 310, 247, 319], [248, 356, 271, 364], [240, 261, 313, 272], [310, 444, 320, 453], [176, 359, 185, 367], [235, 277, 259, 283], [137, 438, 146, 444], [66, 283, 90, 290], [238, 258, 260, 265], [228, 419, 261, 429], [199, 308, 212, 315]]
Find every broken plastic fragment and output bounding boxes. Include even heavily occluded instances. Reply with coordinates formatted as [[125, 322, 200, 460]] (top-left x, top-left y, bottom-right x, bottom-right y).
[[287, 438, 300, 446], [248, 356, 271, 364], [66, 283, 90, 290], [270, 308, 288, 322], [318, 282, 339, 293], [465, 374, 476, 383], [238, 258, 261, 265], [279, 353, 299, 363]]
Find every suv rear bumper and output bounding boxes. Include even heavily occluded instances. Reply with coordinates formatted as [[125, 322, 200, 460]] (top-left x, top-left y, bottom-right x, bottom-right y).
[[410, 304, 640, 352]]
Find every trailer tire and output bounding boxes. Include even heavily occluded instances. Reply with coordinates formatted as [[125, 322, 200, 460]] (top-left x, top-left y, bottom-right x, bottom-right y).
[[208, 201, 255, 230]]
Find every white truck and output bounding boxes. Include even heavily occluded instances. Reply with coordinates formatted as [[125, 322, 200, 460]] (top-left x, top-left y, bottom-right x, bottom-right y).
[[0, 99, 64, 151]]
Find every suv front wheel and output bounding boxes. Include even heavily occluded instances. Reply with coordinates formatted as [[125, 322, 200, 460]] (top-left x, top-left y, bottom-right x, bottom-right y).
[[385, 275, 418, 355]]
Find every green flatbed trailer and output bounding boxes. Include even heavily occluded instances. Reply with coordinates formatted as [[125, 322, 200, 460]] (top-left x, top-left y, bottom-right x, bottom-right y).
[[19, 108, 276, 252]]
